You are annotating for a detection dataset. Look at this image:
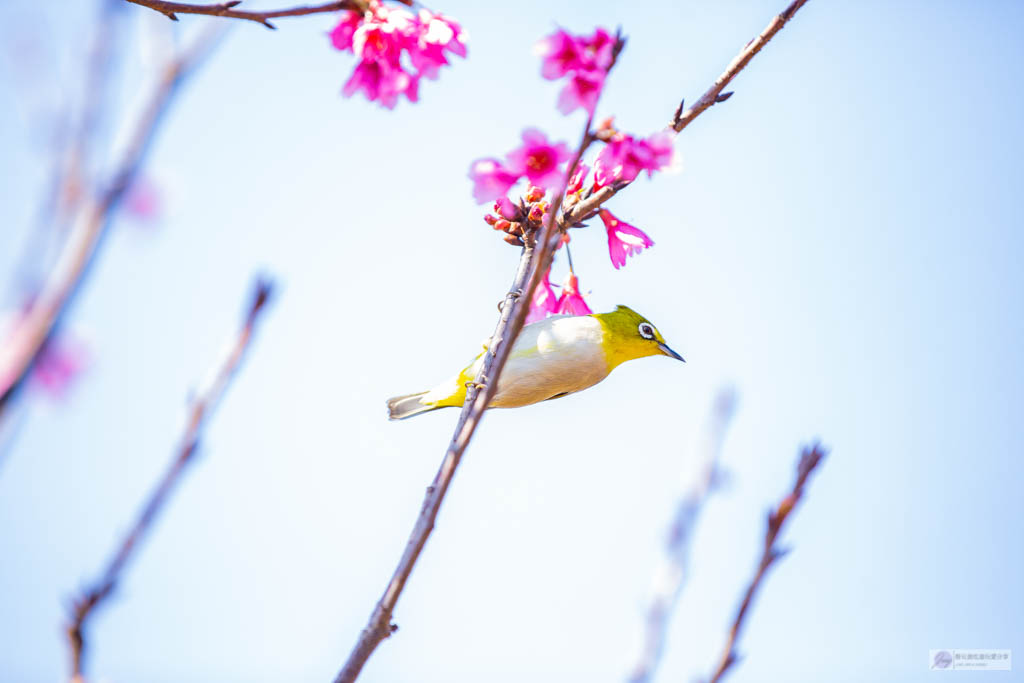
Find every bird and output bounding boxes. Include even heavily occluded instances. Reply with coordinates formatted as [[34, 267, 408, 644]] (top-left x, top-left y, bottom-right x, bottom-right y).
[[387, 305, 684, 420]]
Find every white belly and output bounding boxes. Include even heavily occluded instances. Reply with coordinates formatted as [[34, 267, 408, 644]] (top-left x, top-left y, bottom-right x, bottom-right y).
[[471, 315, 610, 408]]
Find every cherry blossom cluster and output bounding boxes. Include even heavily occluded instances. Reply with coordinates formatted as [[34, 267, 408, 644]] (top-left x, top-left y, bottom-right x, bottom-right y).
[[330, 1, 466, 109], [467, 25, 677, 322]]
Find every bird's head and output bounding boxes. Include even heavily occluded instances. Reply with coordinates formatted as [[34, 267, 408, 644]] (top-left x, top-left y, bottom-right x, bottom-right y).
[[594, 305, 685, 369]]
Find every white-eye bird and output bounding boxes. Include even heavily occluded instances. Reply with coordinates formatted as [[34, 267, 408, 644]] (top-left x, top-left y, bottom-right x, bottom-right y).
[[387, 305, 684, 420]]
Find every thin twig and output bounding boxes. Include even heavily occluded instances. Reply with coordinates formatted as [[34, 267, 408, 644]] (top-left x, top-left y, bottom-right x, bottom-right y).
[[672, 0, 809, 134], [331, 30, 626, 683], [628, 389, 737, 683], [0, 26, 223, 419], [706, 443, 827, 683], [124, 0, 409, 29], [559, 0, 810, 230], [65, 276, 275, 682]]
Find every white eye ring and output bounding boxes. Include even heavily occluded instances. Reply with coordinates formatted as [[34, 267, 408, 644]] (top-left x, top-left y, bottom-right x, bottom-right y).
[[638, 323, 655, 339]]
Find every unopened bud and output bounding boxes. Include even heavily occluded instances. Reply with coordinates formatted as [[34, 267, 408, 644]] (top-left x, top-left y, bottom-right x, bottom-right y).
[[597, 116, 615, 131], [503, 233, 523, 246], [483, 214, 497, 226], [525, 186, 545, 203], [494, 218, 511, 232], [508, 221, 524, 236]]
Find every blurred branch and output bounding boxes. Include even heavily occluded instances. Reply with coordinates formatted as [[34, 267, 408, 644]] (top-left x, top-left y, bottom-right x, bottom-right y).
[[0, 25, 223, 419], [706, 442, 827, 683], [66, 276, 275, 683], [559, 0, 810, 229], [331, 31, 626, 683], [628, 390, 737, 683], [124, 0, 409, 29]]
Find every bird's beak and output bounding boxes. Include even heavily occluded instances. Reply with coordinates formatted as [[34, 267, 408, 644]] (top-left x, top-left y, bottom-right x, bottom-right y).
[[658, 343, 685, 362]]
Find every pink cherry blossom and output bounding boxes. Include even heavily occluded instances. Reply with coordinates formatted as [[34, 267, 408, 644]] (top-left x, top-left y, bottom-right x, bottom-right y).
[[599, 209, 654, 269], [535, 29, 582, 80], [535, 26, 615, 115], [342, 59, 418, 110], [330, 2, 465, 108], [593, 131, 676, 188], [526, 269, 559, 323], [469, 159, 519, 204], [505, 128, 571, 189], [556, 273, 593, 316], [329, 11, 362, 51], [566, 162, 590, 194], [557, 70, 606, 116]]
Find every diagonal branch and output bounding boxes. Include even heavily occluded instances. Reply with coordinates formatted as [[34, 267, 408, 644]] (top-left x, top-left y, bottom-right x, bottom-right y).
[[706, 442, 827, 683], [671, 0, 810, 134], [66, 276, 275, 683], [333, 0, 811, 678], [628, 389, 736, 683], [0, 26, 223, 420], [559, 0, 810, 230], [124, 0, 410, 29], [331, 30, 627, 683]]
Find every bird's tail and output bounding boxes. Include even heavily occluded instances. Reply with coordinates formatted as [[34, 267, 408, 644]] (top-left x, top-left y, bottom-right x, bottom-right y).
[[387, 391, 440, 420]]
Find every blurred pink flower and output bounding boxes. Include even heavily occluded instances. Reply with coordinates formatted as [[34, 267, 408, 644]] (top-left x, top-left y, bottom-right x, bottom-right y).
[[593, 130, 675, 188], [330, 1, 465, 108], [123, 177, 161, 222], [535, 29, 582, 79], [409, 9, 466, 78], [557, 71, 605, 116], [469, 159, 518, 204], [31, 334, 88, 399], [599, 209, 654, 269], [536, 27, 615, 115], [566, 162, 590, 194], [556, 273, 592, 315], [526, 269, 559, 323], [505, 128, 571, 189], [342, 59, 418, 109], [494, 196, 519, 219]]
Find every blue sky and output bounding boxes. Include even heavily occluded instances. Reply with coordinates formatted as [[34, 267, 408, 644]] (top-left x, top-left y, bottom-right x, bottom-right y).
[[0, 1, 1022, 681]]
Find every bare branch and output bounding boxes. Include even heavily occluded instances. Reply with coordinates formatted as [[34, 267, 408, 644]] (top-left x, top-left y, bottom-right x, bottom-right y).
[[672, 0, 809, 133], [123, 0, 402, 29], [628, 390, 737, 683], [0, 26, 223, 419], [65, 276, 275, 682], [560, 0, 811, 229], [706, 442, 828, 683]]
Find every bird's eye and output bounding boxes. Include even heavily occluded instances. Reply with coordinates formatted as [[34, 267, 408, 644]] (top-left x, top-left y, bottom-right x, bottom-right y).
[[638, 323, 655, 339]]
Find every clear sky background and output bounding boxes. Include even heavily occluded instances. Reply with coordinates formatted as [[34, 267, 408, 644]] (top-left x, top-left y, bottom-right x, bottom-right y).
[[1, 1, 1022, 681]]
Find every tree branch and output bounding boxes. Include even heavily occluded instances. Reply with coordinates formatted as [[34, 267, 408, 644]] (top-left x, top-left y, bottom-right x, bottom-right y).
[[0, 26, 222, 419], [331, 30, 626, 683], [628, 389, 736, 683], [123, 0, 410, 29], [672, 0, 809, 134], [559, 0, 810, 230], [333, 0, 811, 676], [65, 276, 275, 683], [706, 442, 827, 683]]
